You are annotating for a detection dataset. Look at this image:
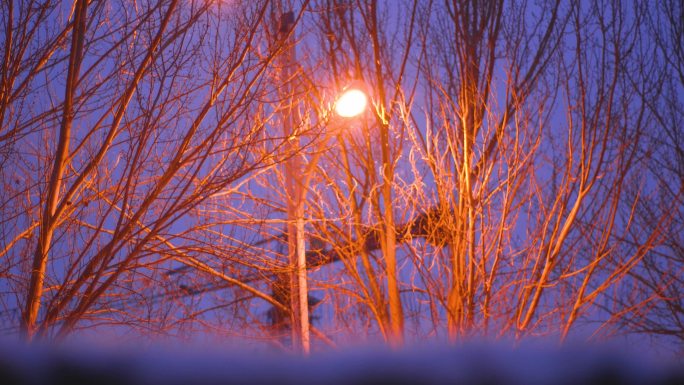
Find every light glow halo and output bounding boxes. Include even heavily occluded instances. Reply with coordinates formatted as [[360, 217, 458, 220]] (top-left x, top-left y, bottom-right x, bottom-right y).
[[334, 88, 368, 118]]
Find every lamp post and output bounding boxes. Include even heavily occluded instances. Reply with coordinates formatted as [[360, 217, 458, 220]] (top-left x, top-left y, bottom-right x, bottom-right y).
[[289, 86, 367, 355], [278, 9, 367, 356]]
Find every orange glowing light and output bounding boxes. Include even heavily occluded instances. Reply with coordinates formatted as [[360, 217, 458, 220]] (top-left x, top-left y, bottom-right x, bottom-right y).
[[334, 88, 368, 118]]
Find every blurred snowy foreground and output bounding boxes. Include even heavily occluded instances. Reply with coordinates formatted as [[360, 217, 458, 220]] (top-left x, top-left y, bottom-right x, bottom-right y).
[[0, 341, 682, 385]]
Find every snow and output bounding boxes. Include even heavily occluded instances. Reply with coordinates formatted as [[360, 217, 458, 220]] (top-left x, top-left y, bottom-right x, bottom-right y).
[[0, 341, 681, 384]]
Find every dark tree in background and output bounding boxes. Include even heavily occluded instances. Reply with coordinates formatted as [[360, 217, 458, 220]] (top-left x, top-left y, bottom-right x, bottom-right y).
[[0, 0, 681, 355], [600, 0, 683, 351]]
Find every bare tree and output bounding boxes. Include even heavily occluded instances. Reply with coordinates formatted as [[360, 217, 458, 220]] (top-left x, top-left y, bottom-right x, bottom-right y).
[[596, 0, 684, 353], [273, 0, 672, 349], [0, 0, 294, 341], [0, 0, 678, 354]]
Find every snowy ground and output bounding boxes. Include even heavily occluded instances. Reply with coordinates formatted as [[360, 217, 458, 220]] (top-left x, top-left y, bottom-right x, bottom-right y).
[[0, 341, 681, 384]]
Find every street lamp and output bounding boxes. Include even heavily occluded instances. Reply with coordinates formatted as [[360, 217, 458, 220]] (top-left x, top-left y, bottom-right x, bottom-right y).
[[335, 88, 368, 118], [290, 84, 368, 355], [277, 3, 368, 358]]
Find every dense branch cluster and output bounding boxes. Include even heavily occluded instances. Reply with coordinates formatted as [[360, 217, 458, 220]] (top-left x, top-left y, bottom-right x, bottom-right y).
[[0, 0, 681, 355]]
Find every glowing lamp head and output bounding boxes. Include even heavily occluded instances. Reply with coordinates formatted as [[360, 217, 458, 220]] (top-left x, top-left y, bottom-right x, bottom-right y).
[[334, 88, 368, 118]]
